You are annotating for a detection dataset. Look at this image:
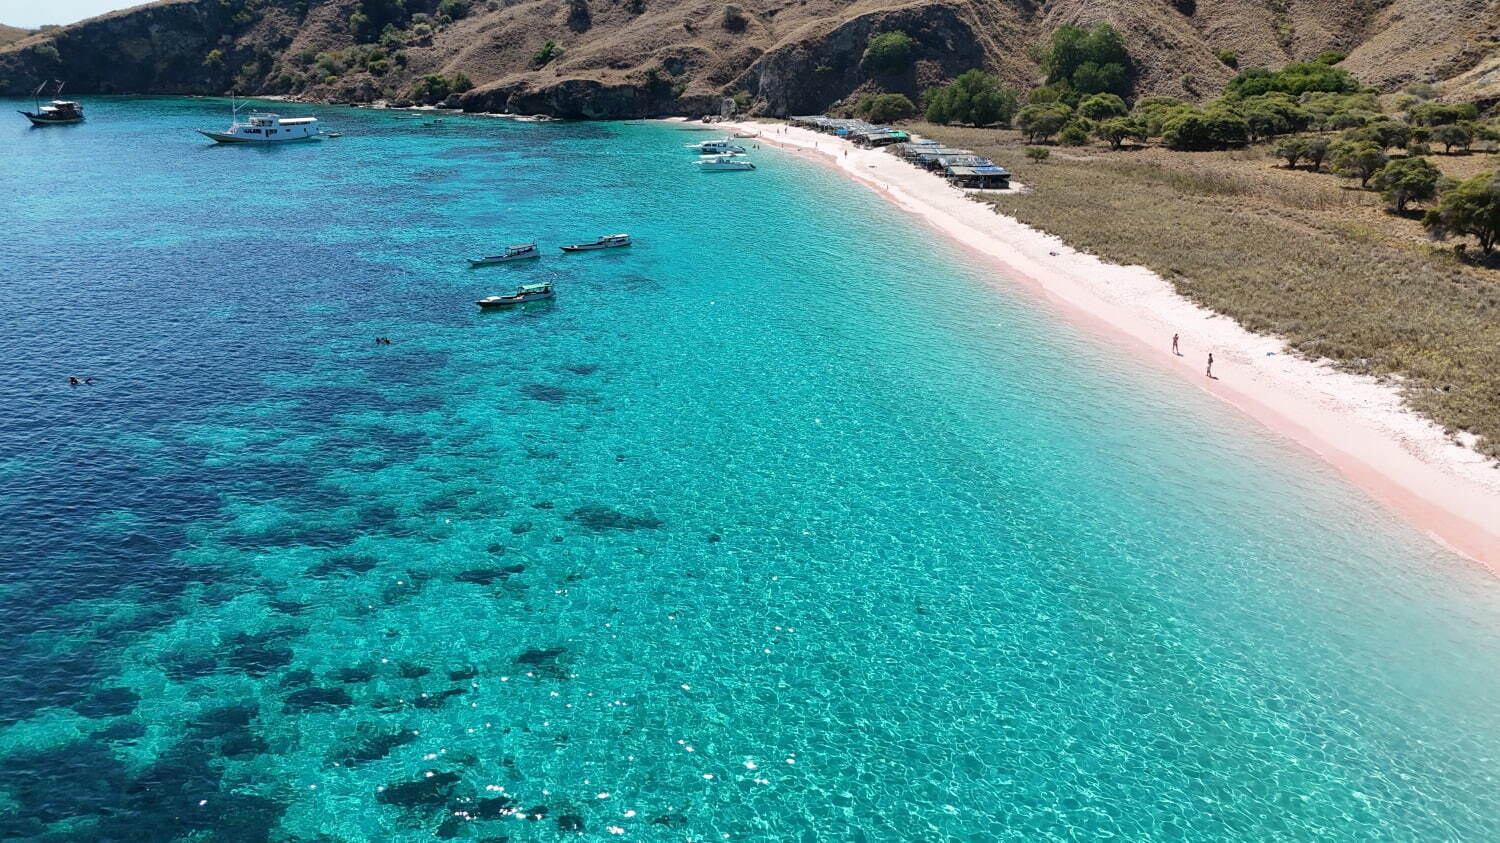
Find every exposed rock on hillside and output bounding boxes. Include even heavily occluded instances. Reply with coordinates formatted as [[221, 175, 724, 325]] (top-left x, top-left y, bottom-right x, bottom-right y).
[[2, 0, 1497, 117]]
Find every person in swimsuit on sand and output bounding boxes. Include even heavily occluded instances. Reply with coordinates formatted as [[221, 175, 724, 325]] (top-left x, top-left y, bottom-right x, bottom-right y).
[[1206, 353, 1215, 378], [1172, 333, 1180, 355]]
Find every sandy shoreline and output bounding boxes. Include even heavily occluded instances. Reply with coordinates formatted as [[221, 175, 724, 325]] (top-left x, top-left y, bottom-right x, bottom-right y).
[[720, 119, 1500, 571]]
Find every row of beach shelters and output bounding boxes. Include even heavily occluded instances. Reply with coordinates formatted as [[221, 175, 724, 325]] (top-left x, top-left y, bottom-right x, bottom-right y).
[[892, 140, 1011, 189], [792, 116, 1010, 189], [788, 116, 909, 147]]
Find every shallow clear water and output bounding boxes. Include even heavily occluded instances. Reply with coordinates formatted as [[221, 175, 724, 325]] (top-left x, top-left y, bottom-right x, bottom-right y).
[[3, 97, 1500, 840]]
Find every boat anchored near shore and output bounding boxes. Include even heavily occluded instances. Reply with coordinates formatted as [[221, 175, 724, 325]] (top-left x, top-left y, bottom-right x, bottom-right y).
[[468, 243, 541, 266], [685, 137, 747, 155], [478, 283, 554, 308], [197, 99, 323, 143], [561, 233, 631, 252], [18, 82, 84, 126], [695, 154, 756, 171]]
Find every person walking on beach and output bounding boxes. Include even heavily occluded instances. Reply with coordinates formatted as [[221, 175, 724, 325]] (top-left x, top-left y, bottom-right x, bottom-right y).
[[1172, 333, 1180, 355], [1206, 353, 1215, 378]]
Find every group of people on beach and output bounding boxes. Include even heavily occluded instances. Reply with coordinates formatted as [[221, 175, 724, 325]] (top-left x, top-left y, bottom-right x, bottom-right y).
[[1172, 333, 1215, 378]]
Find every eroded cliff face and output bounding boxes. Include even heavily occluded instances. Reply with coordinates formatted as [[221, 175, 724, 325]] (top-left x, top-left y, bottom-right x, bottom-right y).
[[740, 4, 986, 115], [3, 0, 1497, 117]]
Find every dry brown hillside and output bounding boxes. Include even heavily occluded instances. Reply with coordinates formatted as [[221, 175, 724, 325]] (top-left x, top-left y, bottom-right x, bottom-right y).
[[0, 24, 33, 47], [1, 0, 1497, 116]]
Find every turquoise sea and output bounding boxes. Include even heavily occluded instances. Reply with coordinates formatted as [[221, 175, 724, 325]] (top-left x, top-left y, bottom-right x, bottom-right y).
[[3, 97, 1500, 840]]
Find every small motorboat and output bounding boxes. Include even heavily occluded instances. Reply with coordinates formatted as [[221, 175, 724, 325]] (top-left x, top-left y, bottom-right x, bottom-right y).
[[478, 283, 554, 308], [732, 131, 757, 138], [695, 155, 756, 171], [468, 243, 541, 266], [684, 137, 747, 154], [561, 233, 631, 252]]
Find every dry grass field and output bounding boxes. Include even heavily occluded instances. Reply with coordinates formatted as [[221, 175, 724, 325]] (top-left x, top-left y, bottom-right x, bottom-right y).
[[920, 124, 1500, 458]]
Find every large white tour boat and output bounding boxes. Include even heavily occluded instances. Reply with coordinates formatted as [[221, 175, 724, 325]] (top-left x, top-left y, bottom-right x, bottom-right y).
[[197, 111, 322, 144]]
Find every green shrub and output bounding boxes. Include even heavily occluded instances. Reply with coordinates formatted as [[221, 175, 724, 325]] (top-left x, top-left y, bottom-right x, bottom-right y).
[[532, 40, 561, 67], [1163, 108, 1249, 150], [1077, 92, 1127, 120], [863, 31, 915, 75], [1015, 102, 1072, 142], [1095, 116, 1143, 149], [855, 93, 916, 122], [1373, 156, 1441, 212], [1425, 171, 1500, 253], [1215, 49, 1238, 69], [1225, 62, 1357, 98], [1040, 23, 1132, 98], [1024, 146, 1050, 163], [1408, 102, 1479, 126], [407, 71, 472, 104], [204, 49, 224, 68], [1432, 123, 1473, 153], [721, 4, 747, 31], [1329, 140, 1388, 187], [925, 70, 1019, 127], [437, 0, 470, 19], [1058, 121, 1091, 146]]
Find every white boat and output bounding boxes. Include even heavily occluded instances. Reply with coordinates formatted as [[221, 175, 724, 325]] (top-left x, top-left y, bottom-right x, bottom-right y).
[[468, 243, 541, 266], [478, 283, 554, 307], [695, 155, 756, 171], [197, 108, 322, 143], [684, 137, 747, 154], [561, 234, 631, 252]]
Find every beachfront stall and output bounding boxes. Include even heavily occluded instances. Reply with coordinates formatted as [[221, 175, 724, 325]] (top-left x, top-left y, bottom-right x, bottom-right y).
[[945, 164, 1011, 189]]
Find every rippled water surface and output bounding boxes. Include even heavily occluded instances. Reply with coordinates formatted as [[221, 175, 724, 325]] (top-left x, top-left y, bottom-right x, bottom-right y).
[[3, 97, 1500, 840]]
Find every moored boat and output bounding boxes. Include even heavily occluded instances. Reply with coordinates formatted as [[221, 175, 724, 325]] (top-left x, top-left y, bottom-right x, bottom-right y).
[[560, 233, 631, 252], [197, 108, 322, 143], [19, 83, 84, 126], [468, 243, 541, 266], [684, 137, 747, 154], [477, 283, 554, 307], [695, 155, 756, 171]]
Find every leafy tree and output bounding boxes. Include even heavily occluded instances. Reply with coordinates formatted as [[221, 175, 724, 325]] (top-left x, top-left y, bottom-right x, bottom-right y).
[[1162, 108, 1249, 150], [1330, 140, 1388, 187], [1373, 156, 1441, 212], [1058, 120, 1091, 146], [1303, 136, 1331, 171], [855, 93, 915, 122], [1225, 62, 1357, 98], [1408, 102, 1479, 126], [1071, 61, 1128, 96], [1234, 92, 1310, 141], [925, 70, 1018, 126], [407, 71, 471, 104], [1026, 83, 1067, 105], [1040, 23, 1131, 98], [1077, 92, 1127, 120], [1274, 136, 1308, 168], [1215, 49, 1238, 68], [437, 0, 470, 19], [1024, 146, 1050, 163], [1432, 123, 1473, 153], [1015, 102, 1072, 142], [1424, 170, 1500, 253], [863, 31, 916, 75], [1095, 116, 1140, 149], [350, 0, 407, 43], [1315, 50, 1346, 65], [205, 49, 225, 68]]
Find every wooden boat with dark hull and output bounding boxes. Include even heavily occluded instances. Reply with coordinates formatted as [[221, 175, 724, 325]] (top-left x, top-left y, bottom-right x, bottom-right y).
[[477, 283, 555, 308]]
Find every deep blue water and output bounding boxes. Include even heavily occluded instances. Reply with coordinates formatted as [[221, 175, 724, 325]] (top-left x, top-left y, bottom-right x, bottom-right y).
[[2, 96, 1500, 840]]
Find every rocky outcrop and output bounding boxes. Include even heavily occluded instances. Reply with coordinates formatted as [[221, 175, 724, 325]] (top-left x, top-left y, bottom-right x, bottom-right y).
[[3, 0, 1499, 116], [738, 4, 985, 115]]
